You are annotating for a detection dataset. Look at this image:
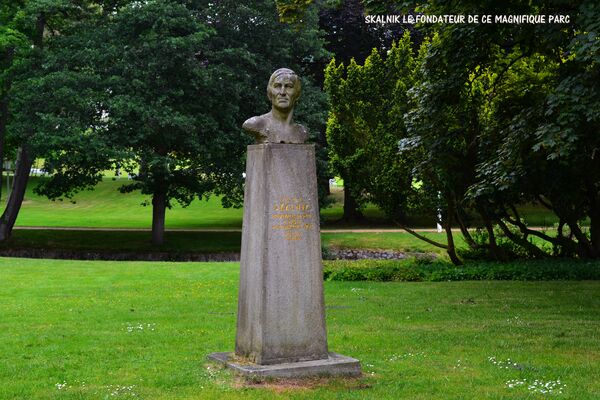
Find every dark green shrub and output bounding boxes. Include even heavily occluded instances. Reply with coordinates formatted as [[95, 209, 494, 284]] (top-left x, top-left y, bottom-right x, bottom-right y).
[[323, 259, 600, 282], [323, 259, 425, 282]]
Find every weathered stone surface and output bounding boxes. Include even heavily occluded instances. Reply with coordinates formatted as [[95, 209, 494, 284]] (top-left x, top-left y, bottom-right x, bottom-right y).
[[242, 68, 307, 144], [235, 143, 328, 365], [208, 352, 361, 378]]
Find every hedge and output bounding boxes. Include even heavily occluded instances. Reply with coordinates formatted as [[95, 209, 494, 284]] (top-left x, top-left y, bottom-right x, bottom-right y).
[[322, 258, 600, 282]]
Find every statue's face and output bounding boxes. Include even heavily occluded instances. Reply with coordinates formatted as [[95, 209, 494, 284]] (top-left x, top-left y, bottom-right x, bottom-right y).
[[268, 74, 297, 111]]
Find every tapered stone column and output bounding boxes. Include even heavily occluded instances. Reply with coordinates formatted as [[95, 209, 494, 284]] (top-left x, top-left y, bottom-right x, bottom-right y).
[[235, 143, 328, 364], [209, 144, 360, 377]]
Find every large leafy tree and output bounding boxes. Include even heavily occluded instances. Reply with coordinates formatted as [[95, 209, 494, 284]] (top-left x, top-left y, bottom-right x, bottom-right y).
[[318, 0, 417, 67], [95, 0, 236, 245], [0, 2, 28, 202], [314, 0, 600, 262], [0, 0, 108, 241], [97, 0, 329, 245], [317, 0, 416, 219], [195, 0, 330, 206], [325, 33, 421, 222], [469, 1, 600, 258], [400, 0, 600, 260]]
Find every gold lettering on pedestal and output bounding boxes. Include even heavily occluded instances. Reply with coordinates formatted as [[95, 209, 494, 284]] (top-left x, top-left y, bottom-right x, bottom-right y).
[[270, 196, 315, 241]]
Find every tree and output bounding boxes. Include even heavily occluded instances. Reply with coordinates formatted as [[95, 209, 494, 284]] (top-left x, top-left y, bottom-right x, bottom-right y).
[[0, 10, 27, 202], [0, 0, 118, 241], [318, 0, 419, 219], [400, 0, 600, 261], [88, 0, 240, 245], [324, 34, 421, 223], [318, 0, 417, 67], [196, 0, 331, 207], [321, 0, 600, 262], [95, 0, 330, 245], [0, 0, 54, 240], [470, 0, 600, 258]]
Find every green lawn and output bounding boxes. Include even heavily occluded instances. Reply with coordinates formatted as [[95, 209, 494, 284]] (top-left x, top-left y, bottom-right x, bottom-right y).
[[0, 258, 598, 399], [12, 177, 388, 229], [0, 230, 454, 256], [5, 177, 561, 230], [323, 231, 455, 254], [1, 229, 244, 254], [11, 177, 245, 229]]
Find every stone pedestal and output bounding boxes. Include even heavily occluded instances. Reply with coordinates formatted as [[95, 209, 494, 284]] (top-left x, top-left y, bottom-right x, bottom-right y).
[[236, 144, 328, 364], [209, 144, 360, 378]]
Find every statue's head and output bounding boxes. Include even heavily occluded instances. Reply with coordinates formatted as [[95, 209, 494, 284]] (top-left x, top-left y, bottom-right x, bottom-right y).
[[267, 68, 301, 112]]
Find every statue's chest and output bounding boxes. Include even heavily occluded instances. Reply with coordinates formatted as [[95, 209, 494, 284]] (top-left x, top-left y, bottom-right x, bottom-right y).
[[265, 126, 305, 144]]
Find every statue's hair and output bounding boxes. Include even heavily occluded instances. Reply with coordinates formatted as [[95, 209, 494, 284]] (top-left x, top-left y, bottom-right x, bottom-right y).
[[267, 68, 301, 101]]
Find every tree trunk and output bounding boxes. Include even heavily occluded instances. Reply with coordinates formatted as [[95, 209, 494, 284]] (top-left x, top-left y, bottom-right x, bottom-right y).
[[0, 47, 15, 202], [0, 147, 33, 241], [0, 94, 6, 203], [483, 216, 501, 260], [396, 221, 449, 249], [151, 189, 167, 246], [320, 175, 331, 196], [589, 196, 600, 258], [342, 181, 363, 222], [564, 217, 593, 258], [456, 208, 478, 249], [444, 195, 462, 265], [496, 218, 548, 258], [479, 208, 504, 260], [591, 218, 600, 258], [0, 14, 44, 241]]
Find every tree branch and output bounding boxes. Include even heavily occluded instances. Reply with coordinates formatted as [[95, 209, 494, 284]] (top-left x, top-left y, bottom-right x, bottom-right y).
[[455, 207, 478, 249], [496, 218, 547, 258], [393, 220, 448, 249], [503, 206, 560, 244], [537, 195, 554, 211]]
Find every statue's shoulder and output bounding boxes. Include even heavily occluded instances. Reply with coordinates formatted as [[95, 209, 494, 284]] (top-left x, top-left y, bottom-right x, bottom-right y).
[[243, 114, 269, 133], [293, 123, 309, 143]]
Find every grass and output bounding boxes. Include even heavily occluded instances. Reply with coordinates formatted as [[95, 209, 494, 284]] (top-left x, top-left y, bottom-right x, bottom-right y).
[[323, 231, 456, 254], [4, 176, 562, 230], [0, 175, 574, 258], [0, 230, 244, 254], [0, 257, 598, 399], [323, 258, 600, 282], [320, 188, 391, 226], [0, 228, 566, 259], [0, 230, 453, 255], [11, 177, 244, 229]]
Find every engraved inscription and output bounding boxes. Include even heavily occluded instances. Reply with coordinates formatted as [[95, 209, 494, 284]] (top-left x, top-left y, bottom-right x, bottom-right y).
[[271, 196, 314, 241]]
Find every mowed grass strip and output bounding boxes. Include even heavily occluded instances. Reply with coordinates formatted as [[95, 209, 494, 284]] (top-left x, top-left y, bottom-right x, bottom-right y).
[[0, 257, 598, 399], [2, 230, 243, 254], [13, 177, 244, 229], [1, 230, 450, 255], [14, 178, 387, 229], [9, 177, 562, 230]]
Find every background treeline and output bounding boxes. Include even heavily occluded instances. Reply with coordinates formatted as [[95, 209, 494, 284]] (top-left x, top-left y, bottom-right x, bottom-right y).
[[2, 0, 599, 265], [322, 0, 600, 264]]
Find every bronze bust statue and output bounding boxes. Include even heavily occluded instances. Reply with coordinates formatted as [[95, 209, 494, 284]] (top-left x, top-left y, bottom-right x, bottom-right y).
[[243, 68, 308, 144]]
